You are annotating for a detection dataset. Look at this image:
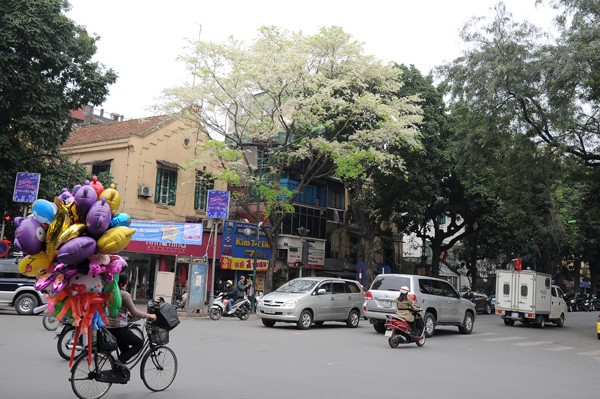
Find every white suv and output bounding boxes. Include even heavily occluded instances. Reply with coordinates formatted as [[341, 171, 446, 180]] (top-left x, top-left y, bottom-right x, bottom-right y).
[[0, 257, 46, 315], [363, 274, 475, 337]]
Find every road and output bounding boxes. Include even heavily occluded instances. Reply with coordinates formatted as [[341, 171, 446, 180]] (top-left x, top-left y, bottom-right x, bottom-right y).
[[0, 308, 598, 399]]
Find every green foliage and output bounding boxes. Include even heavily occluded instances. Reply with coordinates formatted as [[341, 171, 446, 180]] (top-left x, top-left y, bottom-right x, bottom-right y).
[[0, 0, 117, 215]]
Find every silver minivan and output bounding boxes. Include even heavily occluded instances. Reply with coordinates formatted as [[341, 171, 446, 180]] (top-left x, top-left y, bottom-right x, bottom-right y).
[[363, 274, 475, 337], [256, 277, 364, 330]]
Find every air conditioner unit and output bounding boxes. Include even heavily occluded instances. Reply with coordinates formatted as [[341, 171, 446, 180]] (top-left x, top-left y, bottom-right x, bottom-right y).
[[204, 219, 214, 230], [138, 184, 152, 197]]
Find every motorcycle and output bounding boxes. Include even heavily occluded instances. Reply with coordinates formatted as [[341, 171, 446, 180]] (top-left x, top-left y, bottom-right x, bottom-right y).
[[385, 311, 426, 348], [209, 292, 250, 321], [172, 293, 187, 311]]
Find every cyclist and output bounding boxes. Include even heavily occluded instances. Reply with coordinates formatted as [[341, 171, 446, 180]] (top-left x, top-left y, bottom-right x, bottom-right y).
[[107, 272, 156, 368]]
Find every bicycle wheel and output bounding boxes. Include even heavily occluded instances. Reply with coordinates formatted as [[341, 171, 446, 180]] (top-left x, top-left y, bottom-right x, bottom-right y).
[[58, 326, 84, 360], [43, 313, 58, 331], [70, 351, 114, 399], [140, 345, 178, 392]]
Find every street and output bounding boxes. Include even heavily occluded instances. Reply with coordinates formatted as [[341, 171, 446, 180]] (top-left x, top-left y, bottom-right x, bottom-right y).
[[0, 308, 598, 399]]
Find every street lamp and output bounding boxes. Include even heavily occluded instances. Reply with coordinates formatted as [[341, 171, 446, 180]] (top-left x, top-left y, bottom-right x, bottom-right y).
[[243, 222, 262, 312]]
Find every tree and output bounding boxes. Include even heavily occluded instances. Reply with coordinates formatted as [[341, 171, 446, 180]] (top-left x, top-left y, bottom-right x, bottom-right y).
[[0, 0, 117, 216], [162, 26, 422, 292]]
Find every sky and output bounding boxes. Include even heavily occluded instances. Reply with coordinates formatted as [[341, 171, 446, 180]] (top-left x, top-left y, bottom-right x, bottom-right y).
[[66, 0, 558, 120]]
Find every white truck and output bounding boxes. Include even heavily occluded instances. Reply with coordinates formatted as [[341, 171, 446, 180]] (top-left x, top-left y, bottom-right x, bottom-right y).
[[495, 269, 567, 328]]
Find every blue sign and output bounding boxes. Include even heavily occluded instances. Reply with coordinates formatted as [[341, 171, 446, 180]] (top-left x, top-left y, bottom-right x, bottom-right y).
[[188, 262, 207, 310], [129, 220, 203, 245], [206, 190, 230, 219], [220, 220, 271, 271], [13, 172, 41, 203]]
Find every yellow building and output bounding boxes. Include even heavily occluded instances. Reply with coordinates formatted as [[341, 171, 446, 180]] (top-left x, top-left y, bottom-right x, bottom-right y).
[[63, 115, 223, 306]]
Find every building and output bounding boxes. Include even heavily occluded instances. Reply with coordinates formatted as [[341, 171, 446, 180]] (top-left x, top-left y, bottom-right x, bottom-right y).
[[63, 115, 223, 306]]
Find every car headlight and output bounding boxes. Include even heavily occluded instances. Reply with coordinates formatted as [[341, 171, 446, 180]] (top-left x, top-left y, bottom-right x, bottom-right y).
[[282, 299, 300, 307]]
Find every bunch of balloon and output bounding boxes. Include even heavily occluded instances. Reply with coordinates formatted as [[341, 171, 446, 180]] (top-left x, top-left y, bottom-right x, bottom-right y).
[[15, 176, 135, 366]]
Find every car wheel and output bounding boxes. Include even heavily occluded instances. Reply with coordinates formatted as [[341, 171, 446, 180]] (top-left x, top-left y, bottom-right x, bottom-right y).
[[346, 309, 360, 328], [261, 319, 276, 327], [484, 303, 492, 315], [537, 315, 546, 329], [555, 313, 565, 327], [459, 312, 474, 334], [15, 293, 38, 315], [424, 312, 436, 338], [373, 323, 386, 334], [296, 310, 312, 330], [503, 318, 515, 326]]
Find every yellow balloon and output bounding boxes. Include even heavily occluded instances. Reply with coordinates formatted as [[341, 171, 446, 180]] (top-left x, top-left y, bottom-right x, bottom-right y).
[[56, 223, 86, 248], [18, 252, 52, 276], [45, 199, 73, 260], [96, 227, 136, 254], [100, 183, 121, 216]]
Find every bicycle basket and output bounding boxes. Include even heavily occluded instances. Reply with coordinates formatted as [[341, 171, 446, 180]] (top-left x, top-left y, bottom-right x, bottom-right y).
[[149, 325, 169, 345]]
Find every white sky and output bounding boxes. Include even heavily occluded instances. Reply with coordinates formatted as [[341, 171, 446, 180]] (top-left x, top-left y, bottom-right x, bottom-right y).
[[66, 0, 558, 120]]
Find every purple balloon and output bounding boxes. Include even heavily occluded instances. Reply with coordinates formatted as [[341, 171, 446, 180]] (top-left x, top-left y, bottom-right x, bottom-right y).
[[14, 217, 46, 255], [57, 236, 97, 265], [86, 198, 111, 237], [74, 184, 98, 221]]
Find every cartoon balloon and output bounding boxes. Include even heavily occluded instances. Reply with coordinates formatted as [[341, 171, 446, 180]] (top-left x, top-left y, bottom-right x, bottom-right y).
[[18, 252, 52, 276], [56, 223, 86, 248], [109, 213, 131, 228], [100, 183, 121, 216], [32, 199, 57, 224], [57, 236, 97, 265], [73, 183, 98, 222], [14, 217, 46, 255], [96, 226, 136, 254], [89, 175, 104, 197], [70, 274, 104, 294], [86, 198, 112, 238]]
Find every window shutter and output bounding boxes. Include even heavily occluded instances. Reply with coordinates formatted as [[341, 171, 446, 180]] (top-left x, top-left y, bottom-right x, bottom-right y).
[[154, 168, 162, 203], [168, 171, 178, 205]]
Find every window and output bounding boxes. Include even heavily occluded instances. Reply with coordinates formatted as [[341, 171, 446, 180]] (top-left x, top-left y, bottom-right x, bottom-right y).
[[155, 168, 178, 205], [346, 282, 361, 293], [327, 182, 345, 209], [194, 172, 214, 211], [503, 283, 510, 296], [91, 161, 111, 177], [520, 285, 528, 297], [332, 282, 346, 294]]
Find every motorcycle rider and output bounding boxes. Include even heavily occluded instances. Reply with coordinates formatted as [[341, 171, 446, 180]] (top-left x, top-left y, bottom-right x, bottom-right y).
[[396, 286, 421, 331], [224, 280, 236, 313], [226, 276, 252, 314]]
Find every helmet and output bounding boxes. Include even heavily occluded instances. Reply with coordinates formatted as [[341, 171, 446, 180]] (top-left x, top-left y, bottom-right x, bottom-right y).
[[400, 286, 409, 294], [226, 280, 233, 286]]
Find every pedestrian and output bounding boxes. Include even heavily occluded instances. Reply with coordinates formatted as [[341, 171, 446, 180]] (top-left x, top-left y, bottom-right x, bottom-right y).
[[463, 287, 475, 301]]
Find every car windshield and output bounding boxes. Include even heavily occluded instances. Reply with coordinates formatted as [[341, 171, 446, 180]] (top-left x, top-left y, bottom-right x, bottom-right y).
[[275, 279, 319, 294], [370, 276, 411, 291]]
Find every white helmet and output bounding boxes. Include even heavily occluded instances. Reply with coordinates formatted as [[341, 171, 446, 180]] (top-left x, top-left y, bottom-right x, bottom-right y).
[[400, 286, 409, 294]]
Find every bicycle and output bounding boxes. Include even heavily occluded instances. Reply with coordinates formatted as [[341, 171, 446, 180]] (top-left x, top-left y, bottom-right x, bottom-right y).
[[69, 320, 177, 399], [57, 319, 144, 361]]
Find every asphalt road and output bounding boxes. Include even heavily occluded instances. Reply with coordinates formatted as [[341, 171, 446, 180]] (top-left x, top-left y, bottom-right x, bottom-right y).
[[0, 308, 598, 399]]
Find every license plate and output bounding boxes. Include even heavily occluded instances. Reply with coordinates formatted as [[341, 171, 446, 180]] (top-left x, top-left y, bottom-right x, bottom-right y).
[[384, 330, 393, 337], [511, 312, 519, 318], [263, 309, 275, 314]]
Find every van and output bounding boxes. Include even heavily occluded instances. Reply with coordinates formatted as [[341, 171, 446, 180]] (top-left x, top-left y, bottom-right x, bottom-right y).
[[363, 274, 475, 337], [256, 277, 364, 330]]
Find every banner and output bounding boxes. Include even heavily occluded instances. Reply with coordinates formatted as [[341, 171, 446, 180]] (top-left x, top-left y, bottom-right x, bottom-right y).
[[220, 220, 270, 271], [130, 220, 203, 245]]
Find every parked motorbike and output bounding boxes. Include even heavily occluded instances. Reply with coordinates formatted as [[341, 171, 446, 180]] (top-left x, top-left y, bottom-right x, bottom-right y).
[[385, 311, 426, 348], [172, 293, 187, 311], [209, 292, 250, 321]]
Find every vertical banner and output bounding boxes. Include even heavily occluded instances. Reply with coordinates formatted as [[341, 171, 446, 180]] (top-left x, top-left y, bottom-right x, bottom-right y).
[[188, 262, 207, 310], [13, 172, 41, 203], [206, 190, 230, 219]]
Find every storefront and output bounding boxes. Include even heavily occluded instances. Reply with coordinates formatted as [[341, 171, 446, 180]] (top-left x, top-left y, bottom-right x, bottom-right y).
[[123, 220, 221, 305]]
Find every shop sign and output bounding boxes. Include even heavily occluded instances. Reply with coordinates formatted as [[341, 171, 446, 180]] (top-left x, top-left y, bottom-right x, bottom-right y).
[[220, 220, 270, 271], [130, 220, 203, 245], [13, 172, 41, 203]]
